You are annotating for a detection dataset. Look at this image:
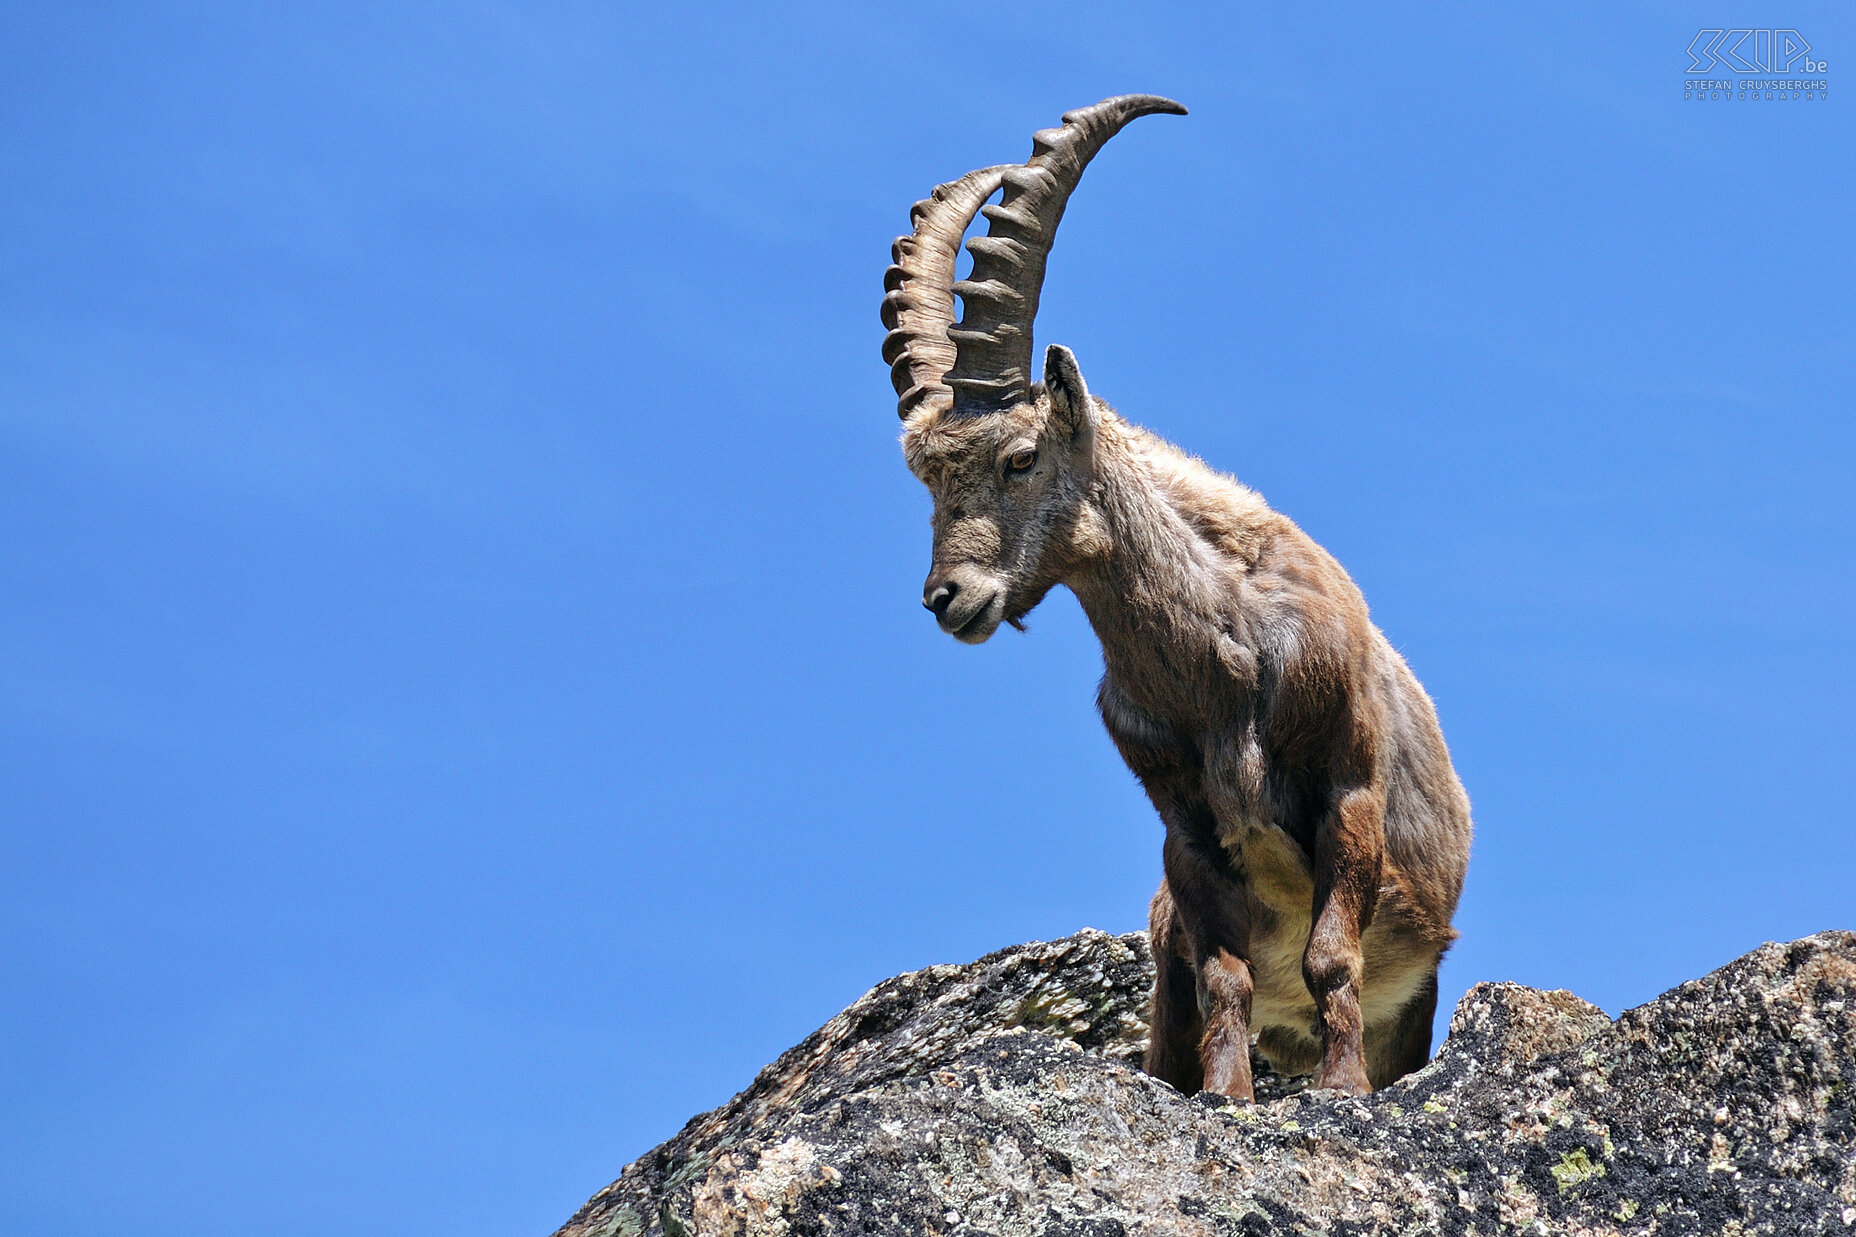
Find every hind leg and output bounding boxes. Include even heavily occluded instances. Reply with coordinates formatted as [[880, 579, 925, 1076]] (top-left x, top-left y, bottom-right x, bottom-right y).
[[1367, 968, 1439, 1089], [1143, 882, 1204, 1093]]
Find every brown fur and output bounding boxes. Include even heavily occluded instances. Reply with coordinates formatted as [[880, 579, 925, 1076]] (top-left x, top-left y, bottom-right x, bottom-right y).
[[905, 345, 1471, 1099]]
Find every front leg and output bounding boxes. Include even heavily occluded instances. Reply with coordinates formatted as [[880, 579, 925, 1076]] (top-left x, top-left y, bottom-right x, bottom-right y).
[[1303, 784, 1385, 1095], [1099, 678, 1256, 1100], [1162, 820, 1256, 1101]]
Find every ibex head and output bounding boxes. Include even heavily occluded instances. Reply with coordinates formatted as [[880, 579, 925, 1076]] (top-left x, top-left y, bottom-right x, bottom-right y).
[[882, 96, 1185, 643]]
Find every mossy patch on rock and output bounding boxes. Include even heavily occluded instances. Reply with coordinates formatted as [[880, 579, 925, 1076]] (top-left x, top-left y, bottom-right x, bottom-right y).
[[1549, 1147, 1605, 1192]]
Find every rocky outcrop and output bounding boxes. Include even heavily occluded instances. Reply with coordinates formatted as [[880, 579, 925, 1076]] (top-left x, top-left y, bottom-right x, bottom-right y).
[[555, 930, 1856, 1236]]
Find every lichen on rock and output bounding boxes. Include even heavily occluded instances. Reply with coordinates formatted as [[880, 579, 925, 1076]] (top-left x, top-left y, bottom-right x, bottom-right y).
[[554, 930, 1856, 1236]]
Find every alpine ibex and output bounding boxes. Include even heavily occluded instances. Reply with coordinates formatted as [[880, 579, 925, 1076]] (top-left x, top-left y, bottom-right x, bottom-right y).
[[882, 96, 1472, 1099]]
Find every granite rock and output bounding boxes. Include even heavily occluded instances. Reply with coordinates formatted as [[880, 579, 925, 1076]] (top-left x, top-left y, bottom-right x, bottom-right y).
[[554, 929, 1856, 1236]]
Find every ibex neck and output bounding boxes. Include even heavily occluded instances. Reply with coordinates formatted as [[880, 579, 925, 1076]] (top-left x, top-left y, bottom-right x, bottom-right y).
[[1064, 421, 1259, 661]]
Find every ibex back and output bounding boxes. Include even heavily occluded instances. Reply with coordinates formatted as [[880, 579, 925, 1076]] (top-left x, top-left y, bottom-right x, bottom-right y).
[[882, 96, 1471, 1098]]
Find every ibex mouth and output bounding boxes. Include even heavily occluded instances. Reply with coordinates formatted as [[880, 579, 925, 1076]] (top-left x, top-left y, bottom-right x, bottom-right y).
[[945, 594, 1004, 643]]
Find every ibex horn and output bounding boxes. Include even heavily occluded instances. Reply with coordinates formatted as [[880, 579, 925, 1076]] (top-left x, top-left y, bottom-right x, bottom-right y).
[[946, 94, 1186, 416], [882, 166, 1012, 420]]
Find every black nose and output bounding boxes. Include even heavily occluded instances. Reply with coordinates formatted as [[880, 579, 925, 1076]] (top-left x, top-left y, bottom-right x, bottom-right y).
[[923, 574, 958, 620]]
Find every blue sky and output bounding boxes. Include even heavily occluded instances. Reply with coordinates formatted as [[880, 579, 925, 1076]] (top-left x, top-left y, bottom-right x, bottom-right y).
[[2, 4, 1850, 1235]]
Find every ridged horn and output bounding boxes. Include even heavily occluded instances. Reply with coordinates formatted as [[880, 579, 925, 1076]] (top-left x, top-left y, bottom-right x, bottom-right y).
[[881, 166, 1011, 419], [946, 95, 1186, 416]]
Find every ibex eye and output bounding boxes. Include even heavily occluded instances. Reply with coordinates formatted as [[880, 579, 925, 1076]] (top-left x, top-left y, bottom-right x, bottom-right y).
[[1007, 450, 1038, 474]]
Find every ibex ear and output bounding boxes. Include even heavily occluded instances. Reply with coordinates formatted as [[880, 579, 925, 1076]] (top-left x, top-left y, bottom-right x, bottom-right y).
[[1044, 344, 1097, 445]]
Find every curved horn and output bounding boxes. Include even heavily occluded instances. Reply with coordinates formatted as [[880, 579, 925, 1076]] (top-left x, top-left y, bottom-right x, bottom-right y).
[[881, 166, 1011, 420], [946, 94, 1187, 416]]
